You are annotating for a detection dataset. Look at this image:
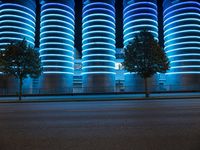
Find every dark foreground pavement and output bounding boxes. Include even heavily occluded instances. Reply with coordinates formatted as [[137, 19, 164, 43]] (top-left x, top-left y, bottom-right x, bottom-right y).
[[0, 99, 200, 150]]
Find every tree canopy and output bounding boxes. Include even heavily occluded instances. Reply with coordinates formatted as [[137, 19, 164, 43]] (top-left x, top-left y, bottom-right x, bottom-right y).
[[123, 29, 169, 97], [123, 29, 169, 78], [0, 39, 42, 100]]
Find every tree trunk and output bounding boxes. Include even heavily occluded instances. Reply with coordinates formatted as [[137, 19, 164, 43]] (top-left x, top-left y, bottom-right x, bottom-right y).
[[144, 77, 149, 98], [19, 77, 23, 101]]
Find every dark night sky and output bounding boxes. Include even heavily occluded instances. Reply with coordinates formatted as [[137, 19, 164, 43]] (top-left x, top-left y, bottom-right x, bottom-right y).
[[35, 0, 164, 52]]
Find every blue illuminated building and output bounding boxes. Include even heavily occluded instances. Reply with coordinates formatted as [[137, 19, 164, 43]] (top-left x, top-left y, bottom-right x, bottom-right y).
[[0, 0, 199, 94], [39, 0, 75, 93], [0, 0, 36, 94], [163, 0, 200, 89], [82, 0, 116, 92], [0, 0, 36, 49], [123, 0, 159, 92]]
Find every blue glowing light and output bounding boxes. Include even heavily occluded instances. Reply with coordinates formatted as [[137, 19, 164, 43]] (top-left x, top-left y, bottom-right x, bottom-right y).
[[164, 1, 200, 75], [40, 2, 75, 76], [81, 0, 116, 92], [123, 1, 158, 46], [0, 3, 36, 50], [1, 9, 36, 20], [166, 47, 200, 53], [166, 72, 200, 75], [82, 72, 116, 75], [0, 26, 35, 35]]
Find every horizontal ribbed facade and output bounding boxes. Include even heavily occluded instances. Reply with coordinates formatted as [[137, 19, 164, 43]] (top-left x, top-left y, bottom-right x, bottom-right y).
[[82, 0, 116, 92], [123, 0, 159, 92], [39, 0, 75, 93], [164, 0, 200, 75], [164, 0, 200, 90], [0, 0, 36, 49]]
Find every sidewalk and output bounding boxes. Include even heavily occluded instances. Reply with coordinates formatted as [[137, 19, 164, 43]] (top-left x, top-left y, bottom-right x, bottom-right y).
[[0, 92, 200, 103]]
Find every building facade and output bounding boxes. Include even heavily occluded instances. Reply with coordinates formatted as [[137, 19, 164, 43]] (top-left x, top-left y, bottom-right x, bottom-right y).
[[0, 0, 199, 94], [39, 0, 75, 93], [163, 0, 200, 91], [82, 0, 116, 92], [0, 0, 36, 94], [123, 0, 160, 92]]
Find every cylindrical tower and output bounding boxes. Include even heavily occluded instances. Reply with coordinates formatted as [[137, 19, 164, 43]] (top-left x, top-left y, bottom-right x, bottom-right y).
[[82, 0, 116, 93], [163, 0, 200, 91], [123, 0, 159, 92], [39, 0, 75, 94], [0, 0, 36, 95], [0, 0, 36, 49]]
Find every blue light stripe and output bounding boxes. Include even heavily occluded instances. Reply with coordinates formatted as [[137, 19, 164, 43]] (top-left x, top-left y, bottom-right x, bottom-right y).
[[83, 13, 115, 22], [166, 47, 200, 53], [164, 1, 200, 14], [124, 13, 157, 23], [40, 31, 74, 39], [83, 25, 115, 32], [40, 37, 74, 44], [165, 42, 200, 50], [41, 14, 74, 24], [168, 53, 200, 58], [82, 54, 115, 58], [82, 48, 115, 53], [82, 36, 115, 43], [164, 30, 200, 39], [83, 8, 115, 16], [164, 6, 200, 19], [166, 72, 200, 75], [124, 7, 157, 18], [41, 8, 74, 19], [41, 19, 74, 29], [1, 37, 34, 45], [43, 72, 74, 74], [40, 42, 74, 49], [164, 12, 200, 24], [1, 31, 35, 41], [1, 14, 36, 25], [83, 30, 115, 38], [82, 42, 115, 48], [42, 60, 74, 64], [1, 3, 36, 15], [164, 24, 200, 35], [43, 66, 74, 70], [123, 24, 158, 34], [1, 9, 35, 20], [83, 2, 115, 11], [170, 66, 200, 69], [39, 48, 74, 54], [124, 19, 158, 28], [164, 18, 200, 29], [1, 20, 35, 30], [165, 36, 200, 45], [82, 72, 116, 75], [170, 59, 200, 63], [41, 3, 74, 13], [124, 37, 159, 45], [40, 54, 74, 60], [82, 19, 115, 27], [40, 25, 74, 34], [124, 2, 157, 13], [83, 66, 115, 69], [0, 26, 35, 35]]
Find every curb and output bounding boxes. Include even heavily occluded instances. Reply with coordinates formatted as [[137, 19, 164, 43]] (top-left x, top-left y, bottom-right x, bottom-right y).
[[0, 95, 200, 103]]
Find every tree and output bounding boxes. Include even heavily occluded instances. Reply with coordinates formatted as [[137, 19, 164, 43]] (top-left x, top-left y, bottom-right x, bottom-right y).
[[0, 39, 42, 100], [123, 29, 169, 97]]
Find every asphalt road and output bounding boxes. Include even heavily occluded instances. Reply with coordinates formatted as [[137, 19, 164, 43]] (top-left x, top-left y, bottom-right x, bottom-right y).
[[0, 99, 200, 150]]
